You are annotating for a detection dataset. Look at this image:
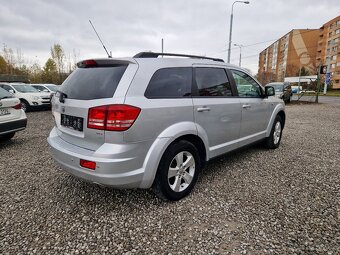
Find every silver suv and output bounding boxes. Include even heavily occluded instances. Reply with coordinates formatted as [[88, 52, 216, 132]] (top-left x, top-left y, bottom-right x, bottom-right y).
[[48, 52, 285, 201]]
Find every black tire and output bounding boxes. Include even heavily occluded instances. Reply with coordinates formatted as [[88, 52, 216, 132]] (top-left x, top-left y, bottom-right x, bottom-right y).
[[20, 100, 30, 112], [152, 140, 201, 201], [0, 132, 15, 142], [265, 115, 283, 149]]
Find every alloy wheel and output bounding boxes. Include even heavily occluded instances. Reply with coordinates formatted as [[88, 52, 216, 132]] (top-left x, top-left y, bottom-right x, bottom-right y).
[[167, 151, 195, 192]]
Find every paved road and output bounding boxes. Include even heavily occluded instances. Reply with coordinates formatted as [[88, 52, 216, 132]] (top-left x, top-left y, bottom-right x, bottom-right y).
[[292, 94, 340, 105]]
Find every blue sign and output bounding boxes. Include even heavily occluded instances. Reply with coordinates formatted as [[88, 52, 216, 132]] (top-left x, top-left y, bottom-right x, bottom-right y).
[[326, 73, 331, 85]]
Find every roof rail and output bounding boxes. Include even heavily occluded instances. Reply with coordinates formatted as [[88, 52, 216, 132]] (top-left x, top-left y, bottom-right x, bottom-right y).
[[133, 52, 224, 63]]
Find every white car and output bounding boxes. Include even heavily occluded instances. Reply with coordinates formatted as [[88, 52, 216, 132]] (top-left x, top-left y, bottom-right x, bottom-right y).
[[0, 87, 27, 141], [31, 84, 58, 97], [0, 83, 51, 112]]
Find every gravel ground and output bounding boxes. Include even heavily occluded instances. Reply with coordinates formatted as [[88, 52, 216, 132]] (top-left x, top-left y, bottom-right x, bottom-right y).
[[1, 104, 339, 254]]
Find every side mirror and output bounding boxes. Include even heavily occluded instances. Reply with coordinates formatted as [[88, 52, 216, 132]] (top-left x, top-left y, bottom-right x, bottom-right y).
[[9, 89, 15, 94], [265, 86, 275, 97]]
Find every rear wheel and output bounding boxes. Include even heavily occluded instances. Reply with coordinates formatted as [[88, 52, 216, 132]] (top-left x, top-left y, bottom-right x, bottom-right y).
[[153, 140, 201, 201], [0, 132, 15, 142], [265, 115, 283, 149], [20, 100, 30, 112]]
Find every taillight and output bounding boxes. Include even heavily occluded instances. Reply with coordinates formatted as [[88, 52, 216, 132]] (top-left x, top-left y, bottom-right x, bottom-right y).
[[88, 106, 107, 130], [77, 59, 98, 68], [80, 159, 96, 170], [12, 103, 21, 110], [88, 104, 141, 131]]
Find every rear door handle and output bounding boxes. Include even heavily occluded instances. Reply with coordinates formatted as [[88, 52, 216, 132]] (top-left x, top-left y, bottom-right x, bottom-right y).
[[197, 107, 211, 112], [242, 104, 251, 109]]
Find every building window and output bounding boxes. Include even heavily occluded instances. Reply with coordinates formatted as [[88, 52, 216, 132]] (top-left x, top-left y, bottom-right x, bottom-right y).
[[337, 62, 340, 67], [329, 32, 332, 37], [331, 55, 337, 61], [335, 80, 340, 84], [331, 63, 336, 69], [337, 20, 340, 26], [336, 29, 340, 35]]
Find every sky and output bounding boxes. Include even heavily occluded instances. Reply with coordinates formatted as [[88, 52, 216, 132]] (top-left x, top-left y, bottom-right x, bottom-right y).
[[0, 0, 339, 74]]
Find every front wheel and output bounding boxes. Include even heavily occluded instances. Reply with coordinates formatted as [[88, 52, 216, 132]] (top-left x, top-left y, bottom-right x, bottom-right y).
[[20, 100, 30, 112], [152, 140, 201, 201], [265, 115, 283, 149]]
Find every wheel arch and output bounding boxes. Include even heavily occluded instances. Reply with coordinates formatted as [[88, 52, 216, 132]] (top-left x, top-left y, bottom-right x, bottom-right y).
[[139, 133, 208, 189], [277, 110, 286, 129], [172, 134, 207, 168], [266, 104, 286, 137]]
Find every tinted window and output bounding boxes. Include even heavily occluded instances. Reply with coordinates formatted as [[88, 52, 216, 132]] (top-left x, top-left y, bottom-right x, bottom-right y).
[[0, 85, 13, 92], [195, 68, 232, 97], [0, 87, 13, 99], [59, 65, 127, 100], [46, 85, 58, 92], [145, 67, 192, 98], [231, 70, 262, 97], [12, 85, 38, 93], [32, 85, 45, 91]]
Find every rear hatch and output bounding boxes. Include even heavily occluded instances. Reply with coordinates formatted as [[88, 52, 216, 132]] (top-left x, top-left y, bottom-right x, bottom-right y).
[[52, 58, 138, 151]]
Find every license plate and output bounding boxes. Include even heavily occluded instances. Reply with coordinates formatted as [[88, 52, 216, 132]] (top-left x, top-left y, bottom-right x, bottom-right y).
[[61, 114, 84, 131], [0, 108, 10, 116]]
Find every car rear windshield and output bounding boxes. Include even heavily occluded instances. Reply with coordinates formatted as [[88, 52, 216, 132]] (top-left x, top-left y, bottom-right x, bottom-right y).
[[59, 65, 128, 100], [0, 87, 13, 99]]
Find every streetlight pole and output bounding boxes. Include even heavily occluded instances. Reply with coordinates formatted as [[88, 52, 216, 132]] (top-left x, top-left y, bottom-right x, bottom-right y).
[[227, 1, 250, 64], [234, 44, 243, 66]]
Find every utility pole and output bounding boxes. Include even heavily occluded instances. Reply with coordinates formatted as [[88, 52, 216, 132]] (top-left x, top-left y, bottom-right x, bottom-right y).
[[161, 38, 164, 55], [297, 65, 302, 94], [234, 44, 243, 66], [315, 65, 321, 103], [227, 1, 250, 63]]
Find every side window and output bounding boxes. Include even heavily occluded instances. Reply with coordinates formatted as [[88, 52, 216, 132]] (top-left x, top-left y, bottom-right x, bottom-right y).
[[144, 67, 192, 98], [195, 68, 232, 97], [231, 70, 262, 98]]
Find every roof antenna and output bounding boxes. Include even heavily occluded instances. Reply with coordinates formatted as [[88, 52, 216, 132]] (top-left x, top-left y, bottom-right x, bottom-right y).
[[89, 20, 112, 58]]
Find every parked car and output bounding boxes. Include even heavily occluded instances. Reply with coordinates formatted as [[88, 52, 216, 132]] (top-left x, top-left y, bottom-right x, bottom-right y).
[[48, 52, 285, 201], [265, 82, 292, 103], [0, 83, 51, 112], [0, 87, 27, 141], [31, 84, 58, 98]]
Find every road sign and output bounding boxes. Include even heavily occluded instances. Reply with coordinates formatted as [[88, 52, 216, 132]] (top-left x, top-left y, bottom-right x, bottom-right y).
[[326, 73, 331, 85]]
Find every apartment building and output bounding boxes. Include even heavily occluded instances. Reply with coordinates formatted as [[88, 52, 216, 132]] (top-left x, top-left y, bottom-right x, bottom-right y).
[[316, 16, 340, 89], [258, 29, 319, 84]]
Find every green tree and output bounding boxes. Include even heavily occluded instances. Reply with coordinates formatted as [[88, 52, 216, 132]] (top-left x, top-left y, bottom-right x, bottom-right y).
[[51, 44, 65, 84], [42, 58, 57, 83], [0, 55, 7, 74]]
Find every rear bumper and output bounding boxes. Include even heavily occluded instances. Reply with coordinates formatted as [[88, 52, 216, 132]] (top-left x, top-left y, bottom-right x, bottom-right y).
[[47, 127, 154, 188], [0, 118, 27, 135]]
